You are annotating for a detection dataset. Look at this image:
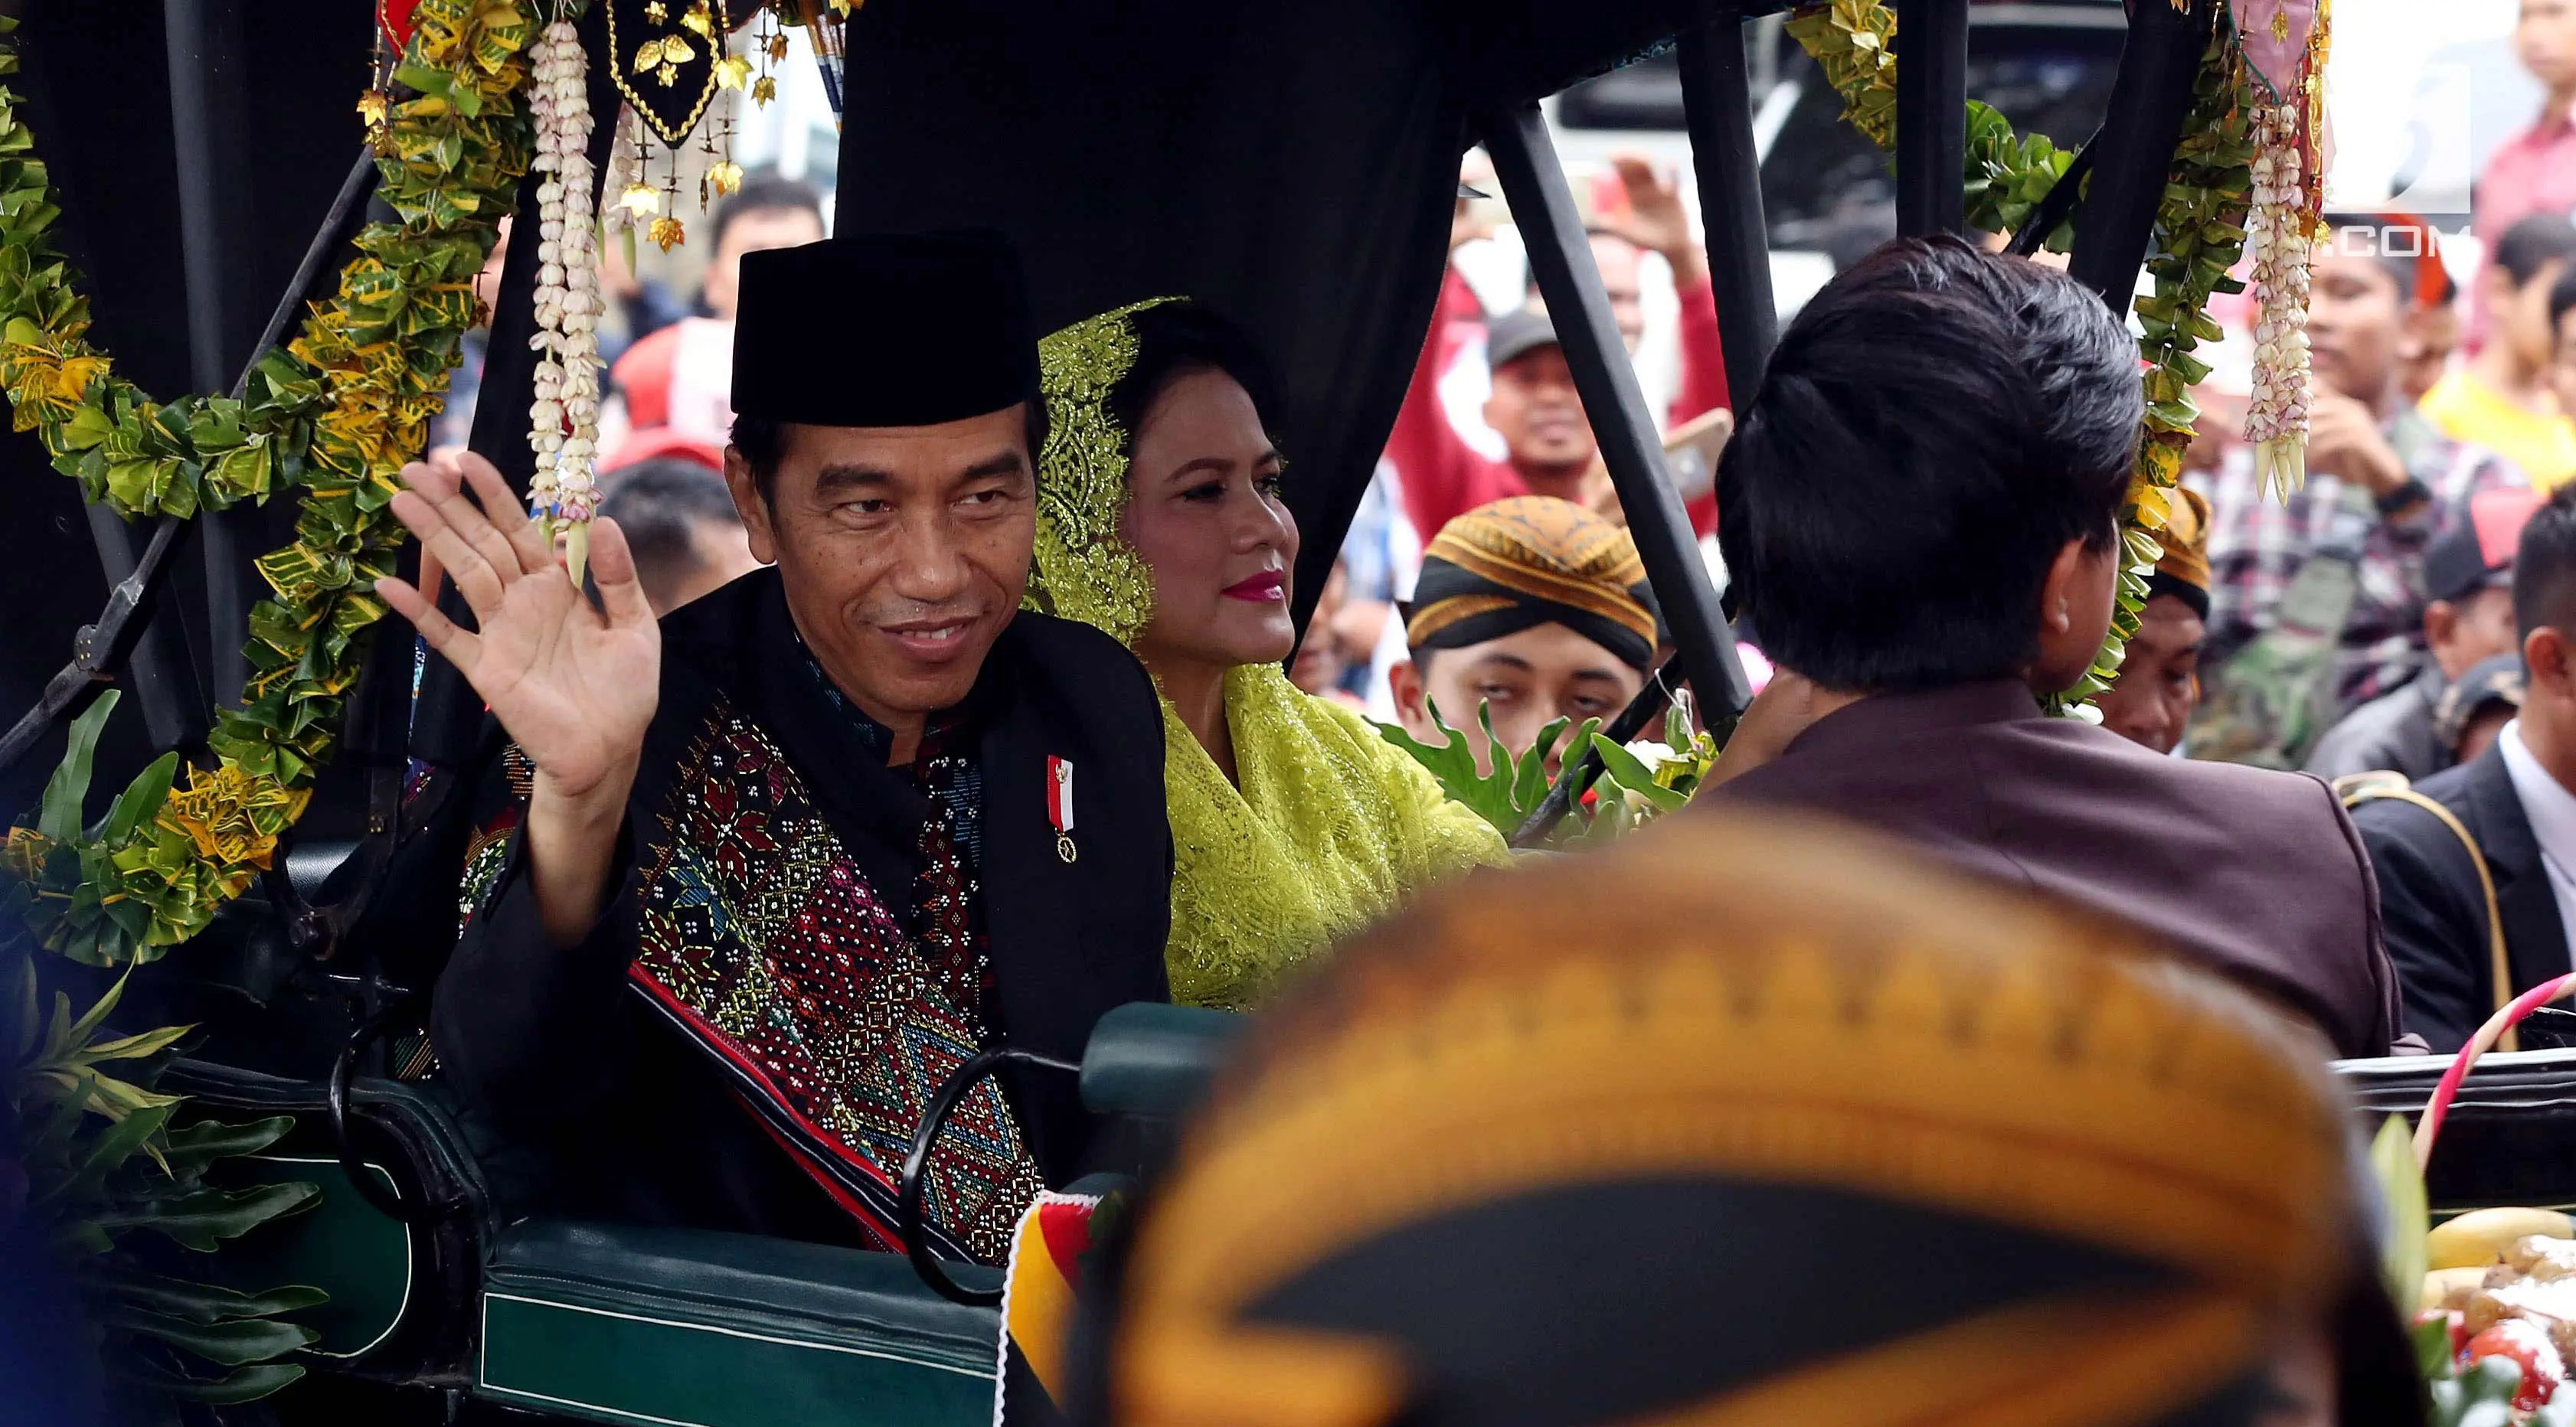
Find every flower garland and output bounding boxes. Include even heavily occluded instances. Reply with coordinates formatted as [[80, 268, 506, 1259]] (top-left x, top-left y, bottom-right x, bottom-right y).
[[2238, 3, 2330, 502], [0, 0, 536, 965], [2243, 103, 2313, 500], [2082, 21, 2254, 708], [527, 8, 604, 581]]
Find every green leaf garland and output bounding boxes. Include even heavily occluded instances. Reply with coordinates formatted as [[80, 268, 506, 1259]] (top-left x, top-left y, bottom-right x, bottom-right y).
[[0, 0, 537, 965]]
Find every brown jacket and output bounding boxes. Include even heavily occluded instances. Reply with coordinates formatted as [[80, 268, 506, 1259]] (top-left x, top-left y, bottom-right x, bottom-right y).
[[1709, 680, 2403, 1059]]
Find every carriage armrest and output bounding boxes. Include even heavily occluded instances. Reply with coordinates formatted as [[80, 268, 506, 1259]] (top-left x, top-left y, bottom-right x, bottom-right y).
[[1079, 1002, 1243, 1122], [479, 1220, 999, 1427]]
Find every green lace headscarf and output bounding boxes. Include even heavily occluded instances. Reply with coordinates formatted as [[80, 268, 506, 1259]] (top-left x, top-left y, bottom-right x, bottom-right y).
[[1026, 301, 1511, 1011]]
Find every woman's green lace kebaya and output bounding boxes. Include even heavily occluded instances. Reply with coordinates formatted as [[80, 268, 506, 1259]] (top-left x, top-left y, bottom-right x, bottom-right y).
[[1028, 302, 1510, 1011]]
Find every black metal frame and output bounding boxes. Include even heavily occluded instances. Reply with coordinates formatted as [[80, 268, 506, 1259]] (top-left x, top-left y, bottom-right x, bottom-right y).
[[1678, 6, 1778, 407], [2064, 0, 2217, 311], [0, 149, 381, 780], [1893, 0, 1970, 237], [1483, 103, 1753, 726], [164, 0, 263, 704]]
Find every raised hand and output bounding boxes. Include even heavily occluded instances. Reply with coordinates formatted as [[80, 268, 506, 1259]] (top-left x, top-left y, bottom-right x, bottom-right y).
[[1605, 155, 1708, 288], [374, 450, 660, 804]]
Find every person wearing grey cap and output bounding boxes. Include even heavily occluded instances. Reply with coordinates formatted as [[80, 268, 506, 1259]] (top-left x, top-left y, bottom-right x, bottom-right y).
[[2306, 486, 2541, 782], [2435, 651, 2527, 769], [380, 232, 1175, 1261]]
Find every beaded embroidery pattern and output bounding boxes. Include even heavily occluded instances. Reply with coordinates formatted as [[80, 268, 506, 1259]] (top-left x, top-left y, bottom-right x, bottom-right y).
[[630, 700, 1041, 1263]]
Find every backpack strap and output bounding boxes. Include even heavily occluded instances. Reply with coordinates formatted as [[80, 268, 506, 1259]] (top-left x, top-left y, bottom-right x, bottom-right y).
[[2338, 772, 2518, 1051]]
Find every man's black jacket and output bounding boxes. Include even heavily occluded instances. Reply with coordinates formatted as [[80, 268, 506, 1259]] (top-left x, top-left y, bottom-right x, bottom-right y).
[[2352, 743, 2568, 1052]]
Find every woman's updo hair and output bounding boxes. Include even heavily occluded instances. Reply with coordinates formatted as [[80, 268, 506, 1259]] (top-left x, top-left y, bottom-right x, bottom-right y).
[[1105, 300, 1286, 462]]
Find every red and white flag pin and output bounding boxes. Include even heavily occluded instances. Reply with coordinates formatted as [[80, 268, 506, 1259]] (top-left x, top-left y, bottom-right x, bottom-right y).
[[1048, 756, 1077, 864]]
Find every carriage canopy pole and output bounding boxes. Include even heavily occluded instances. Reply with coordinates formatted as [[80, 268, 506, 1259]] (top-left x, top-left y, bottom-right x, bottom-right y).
[[2064, 0, 2216, 312], [1483, 105, 1753, 725], [1892, 0, 1969, 237], [1676, 8, 1779, 407], [165, 0, 263, 707]]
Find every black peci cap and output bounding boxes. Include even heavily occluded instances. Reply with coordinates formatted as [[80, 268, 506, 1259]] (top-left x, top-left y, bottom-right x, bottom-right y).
[[730, 230, 1040, 428]]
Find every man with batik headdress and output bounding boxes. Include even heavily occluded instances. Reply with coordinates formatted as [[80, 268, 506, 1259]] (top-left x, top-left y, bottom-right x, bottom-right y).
[[1391, 496, 1661, 776], [379, 232, 1173, 1265]]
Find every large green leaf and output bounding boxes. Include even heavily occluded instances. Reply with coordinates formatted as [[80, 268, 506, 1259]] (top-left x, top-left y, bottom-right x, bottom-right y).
[[39, 1099, 172, 1207], [1588, 735, 1691, 814], [34, 687, 118, 841], [97, 751, 178, 846], [2370, 1115, 2427, 1320], [157, 1116, 292, 1179], [92, 1265, 326, 1324], [97, 1181, 320, 1252], [161, 1362, 310, 1404], [108, 1308, 318, 1366]]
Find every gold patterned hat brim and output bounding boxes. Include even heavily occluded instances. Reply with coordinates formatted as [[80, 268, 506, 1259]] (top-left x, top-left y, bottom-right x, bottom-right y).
[[1107, 809, 2356, 1427]]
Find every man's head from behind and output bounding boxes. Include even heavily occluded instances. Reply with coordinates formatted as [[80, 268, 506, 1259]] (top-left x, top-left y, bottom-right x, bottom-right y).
[[1483, 310, 1596, 495], [701, 175, 826, 322], [1717, 237, 2138, 696], [597, 458, 763, 614], [2425, 487, 2544, 681], [1394, 497, 1657, 776], [723, 232, 1044, 741], [2512, 485, 2576, 772]]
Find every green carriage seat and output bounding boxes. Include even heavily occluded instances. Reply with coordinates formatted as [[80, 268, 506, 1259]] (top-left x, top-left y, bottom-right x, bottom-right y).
[[161, 1001, 1242, 1422]]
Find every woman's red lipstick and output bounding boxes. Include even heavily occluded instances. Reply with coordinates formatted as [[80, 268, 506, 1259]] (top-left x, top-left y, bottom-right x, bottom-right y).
[[1221, 569, 1287, 602]]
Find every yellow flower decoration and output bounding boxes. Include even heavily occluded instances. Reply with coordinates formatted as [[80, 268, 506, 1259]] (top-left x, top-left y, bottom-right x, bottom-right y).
[[153, 765, 309, 890], [0, 0, 534, 964]]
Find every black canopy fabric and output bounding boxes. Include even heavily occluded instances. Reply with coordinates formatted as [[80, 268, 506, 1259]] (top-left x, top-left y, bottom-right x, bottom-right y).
[[0, 0, 373, 819], [3, 0, 1721, 814], [835, 0, 1705, 629]]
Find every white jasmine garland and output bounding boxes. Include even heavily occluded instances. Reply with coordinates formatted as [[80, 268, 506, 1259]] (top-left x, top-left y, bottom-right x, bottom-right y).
[[526, 11, 606, 580], [2242, 102, 2315, 504]]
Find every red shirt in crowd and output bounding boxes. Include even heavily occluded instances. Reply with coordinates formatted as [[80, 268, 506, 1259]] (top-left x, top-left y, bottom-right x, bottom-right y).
[[1383, 267, 1730, 544], [2466, 100, 2576, 355]]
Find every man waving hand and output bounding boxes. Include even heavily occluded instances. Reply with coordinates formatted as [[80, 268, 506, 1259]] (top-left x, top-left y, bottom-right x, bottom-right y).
[[381, 232, 1172, 1264]]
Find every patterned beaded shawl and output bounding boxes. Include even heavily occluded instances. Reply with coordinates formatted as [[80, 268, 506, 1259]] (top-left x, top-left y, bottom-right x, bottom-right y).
[[1025, 301, 1510, 1011], [456, 571, 1179, 1265]]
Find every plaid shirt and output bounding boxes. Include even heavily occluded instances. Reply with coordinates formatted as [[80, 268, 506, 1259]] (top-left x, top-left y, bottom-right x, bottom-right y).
[[2192, 409, 2525, 712]]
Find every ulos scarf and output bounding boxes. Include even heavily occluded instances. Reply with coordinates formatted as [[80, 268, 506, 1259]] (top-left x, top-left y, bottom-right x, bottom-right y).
[[1026, 300, 1509, 1010]]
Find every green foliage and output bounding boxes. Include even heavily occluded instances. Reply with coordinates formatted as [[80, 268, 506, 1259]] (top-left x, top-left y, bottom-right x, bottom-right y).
[[0, 0, 536, 966], [2051, 21, 2253, 715], [2370, 1115, 2428, 1326], [1378, 695, 1719, 847], [1786, 6, 2081, 253], [1963, 100, 2081, 253], [1378, 700, 1600, 844], [4, 698, 325, 1410]]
